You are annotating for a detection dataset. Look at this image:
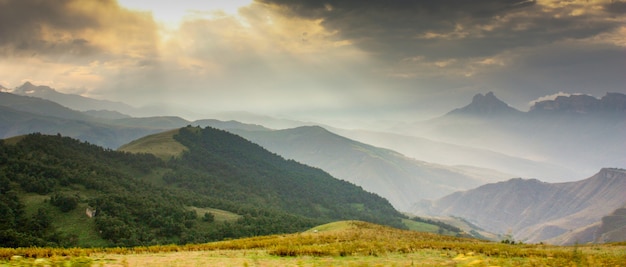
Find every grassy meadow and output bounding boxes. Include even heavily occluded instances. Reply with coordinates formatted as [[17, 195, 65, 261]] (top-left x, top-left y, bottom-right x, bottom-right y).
[[2, 221, 625, 266], [117, 129, 187, 161]]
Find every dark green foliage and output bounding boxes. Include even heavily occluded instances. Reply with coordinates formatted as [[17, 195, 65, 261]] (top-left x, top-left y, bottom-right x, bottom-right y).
[[0, 134, 177, 247], [171, 127, 406, 228], [50, 193, 79, 212], [95, 214, 133, 244], [0, 130, 405, 247], [203, 212, 214, 222]]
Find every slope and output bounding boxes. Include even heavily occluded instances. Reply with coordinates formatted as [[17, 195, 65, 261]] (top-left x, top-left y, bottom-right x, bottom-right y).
[[1, 129, 405, 248], [156, 126, 405, 225], [118, 129, 188, 160], [413, 168, 626, 244], [222, 125, 508, 211], [596, 206, 626, 243]]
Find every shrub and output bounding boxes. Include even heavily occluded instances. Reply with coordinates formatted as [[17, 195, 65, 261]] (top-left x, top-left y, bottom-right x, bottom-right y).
[[50, 193, 79, 212]]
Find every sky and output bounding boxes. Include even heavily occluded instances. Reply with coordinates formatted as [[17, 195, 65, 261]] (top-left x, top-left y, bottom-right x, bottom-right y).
[[0, 0, 624, 125]]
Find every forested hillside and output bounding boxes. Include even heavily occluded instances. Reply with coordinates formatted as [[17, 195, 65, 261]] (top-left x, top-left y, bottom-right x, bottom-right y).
[[224, 125, 506, 210], [0, 127, 405, 248]]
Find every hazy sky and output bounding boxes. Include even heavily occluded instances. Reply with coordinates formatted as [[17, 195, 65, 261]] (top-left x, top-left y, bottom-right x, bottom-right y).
[[0, 0, 624, 124]]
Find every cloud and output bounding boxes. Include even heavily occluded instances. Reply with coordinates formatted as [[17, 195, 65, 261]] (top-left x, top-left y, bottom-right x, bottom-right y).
[[88, 2, 389, 115], [0, 0, 161, 96], [0, 0, 623, 123], [255, 0, 623, 63], [604, 1, 626, 14], [0, 0, 158, 61], [528, 91, 575, 106]]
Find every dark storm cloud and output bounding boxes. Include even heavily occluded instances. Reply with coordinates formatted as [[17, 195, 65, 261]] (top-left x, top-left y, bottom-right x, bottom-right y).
[[257, 0, 534, 19], [256, 0, 622, 61], [0, 0, 100, 56], [472, 43, 626, 108], [0, 0, 158, 60], [605, 1, 626, 14]]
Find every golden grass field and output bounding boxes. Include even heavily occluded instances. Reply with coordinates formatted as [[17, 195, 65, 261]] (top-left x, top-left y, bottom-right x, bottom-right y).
[[2, 221, 625, 266]]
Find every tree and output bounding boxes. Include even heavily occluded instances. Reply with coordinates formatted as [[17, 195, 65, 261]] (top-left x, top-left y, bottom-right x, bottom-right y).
[[50, 193, 79, 212], [203, 212, 215, 223]]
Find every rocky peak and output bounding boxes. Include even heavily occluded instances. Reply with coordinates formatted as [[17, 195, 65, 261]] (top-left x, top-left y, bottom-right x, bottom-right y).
[[530, 93, 626, 115], [447, 92, 521, 117], [597, 168, 626, 179], [14, 82, 54, 95], [600, 93, 626, 112]]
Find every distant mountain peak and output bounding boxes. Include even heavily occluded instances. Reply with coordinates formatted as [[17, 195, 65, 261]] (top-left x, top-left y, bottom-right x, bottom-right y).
[[15, 81, 54, 95], [11, 82, 137, 114], [415, 168, 626, 244], [447, 91, 521, 117], [530, 92, 626, 115], [597, 168, 626, 178], [293, 125, 328, 132]]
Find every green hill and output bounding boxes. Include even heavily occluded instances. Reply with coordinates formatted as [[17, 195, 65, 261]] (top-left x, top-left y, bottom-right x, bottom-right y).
[[118, 129, 187, 160], [0, 127, 405, 248]]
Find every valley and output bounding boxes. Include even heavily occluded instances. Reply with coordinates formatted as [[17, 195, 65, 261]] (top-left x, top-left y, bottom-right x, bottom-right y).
[[1, 83, 625, 252], [2, 1, 625, 264]]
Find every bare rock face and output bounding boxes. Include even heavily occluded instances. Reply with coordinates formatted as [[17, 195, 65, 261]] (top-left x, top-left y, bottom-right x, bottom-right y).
[[596, 207, 626, 243]]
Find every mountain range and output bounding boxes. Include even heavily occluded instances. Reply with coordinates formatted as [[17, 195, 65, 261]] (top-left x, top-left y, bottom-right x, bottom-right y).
[[0, 92, 171, 149], [412, 168, 626, 244], [2, 81, 625, 244], [397, 91, 626, 181], [204, 124, 509, 210], [0, 85, 512, 210], [327, 128, 573, 181], [12, 82, 140, 116], [6, 82, 624, 182], [530, 93, 626, 115]]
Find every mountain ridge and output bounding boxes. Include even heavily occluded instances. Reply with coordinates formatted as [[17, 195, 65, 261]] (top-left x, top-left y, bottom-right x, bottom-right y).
[[404, 91, 626, 181], [446, 92, 523, 117], [215, 124, 509, 210], [412, 168, 626, 244], [0, 92, 182, 148], [13, 82, 137, 115], [530, 92, 626, 115]]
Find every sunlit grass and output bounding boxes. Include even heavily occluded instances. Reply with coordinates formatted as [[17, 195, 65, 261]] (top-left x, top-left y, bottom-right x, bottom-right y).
[[118, 129, 187, 160], [186, 206, 242, 222], [402, 218, 440, 233], [2, 221, 625, 266]]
